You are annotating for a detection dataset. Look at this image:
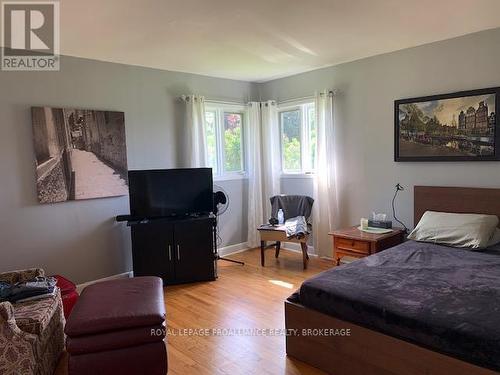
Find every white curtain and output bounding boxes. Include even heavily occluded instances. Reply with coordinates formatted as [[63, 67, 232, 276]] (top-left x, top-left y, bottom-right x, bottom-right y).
[[182, 95, 207, 167], [260, 101, 281, 220], [313, 91, 339, 257], [246, 101, 280, 248], [246, 103, 264, 247]]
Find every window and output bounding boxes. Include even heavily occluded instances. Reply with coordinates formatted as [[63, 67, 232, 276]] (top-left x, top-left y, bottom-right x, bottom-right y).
[[223, 113, 243, 172], [279, 102, 316, 174], [205, 104, 245, 179]]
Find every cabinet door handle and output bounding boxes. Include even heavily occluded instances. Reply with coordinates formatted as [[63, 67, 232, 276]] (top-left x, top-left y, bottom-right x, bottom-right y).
[[168, 245, 172, 261], [177, 245, 180, 261]]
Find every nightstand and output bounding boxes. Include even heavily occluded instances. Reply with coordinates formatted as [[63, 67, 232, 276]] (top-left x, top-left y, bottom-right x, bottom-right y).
[[329, 226, 405, 266]]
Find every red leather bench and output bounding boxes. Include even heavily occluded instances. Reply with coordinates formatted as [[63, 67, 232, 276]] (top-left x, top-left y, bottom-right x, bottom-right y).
[[52, 274, 79, 319], [64, 277, 167, 375]]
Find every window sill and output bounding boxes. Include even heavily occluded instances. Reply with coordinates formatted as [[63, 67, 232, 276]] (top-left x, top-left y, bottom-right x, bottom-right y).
[[280, 173, 315, 179]]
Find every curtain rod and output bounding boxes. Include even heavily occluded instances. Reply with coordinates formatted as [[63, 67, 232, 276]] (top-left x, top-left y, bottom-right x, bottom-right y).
[[182, 97, 267, 106], [204, 99, 277, 107], [178, 95, 248, 106], [277, 90, 338, 105], [180, 90, 338, 106], [205, 98, 247, 106]]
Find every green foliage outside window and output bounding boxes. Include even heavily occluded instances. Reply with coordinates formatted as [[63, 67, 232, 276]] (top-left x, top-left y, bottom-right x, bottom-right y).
[[283, 137, 301, 171], [224, 113, 242, 172], [281, 110, 301, 171]]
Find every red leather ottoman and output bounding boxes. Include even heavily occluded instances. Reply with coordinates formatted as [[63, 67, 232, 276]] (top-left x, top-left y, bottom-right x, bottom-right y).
[[65, 277, 167, 375], [53, 274, 79, 319]]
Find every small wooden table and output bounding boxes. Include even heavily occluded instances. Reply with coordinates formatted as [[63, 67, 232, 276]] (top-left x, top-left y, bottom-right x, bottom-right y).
[[329, 226, 404, 266], [258, 224, 309, 269]]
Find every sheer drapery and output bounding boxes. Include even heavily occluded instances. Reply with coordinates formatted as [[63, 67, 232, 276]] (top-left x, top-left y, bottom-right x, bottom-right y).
[[261, 101, 281, 220], [313, 90, 339, 257], [181, 95, 207, 167], [246, 101, 280, 248], [246, 102, 264, 247]]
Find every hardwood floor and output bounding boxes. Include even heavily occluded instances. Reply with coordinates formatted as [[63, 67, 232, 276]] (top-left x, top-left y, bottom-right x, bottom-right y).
[[56, 248, 333, 375], [166, 248, 331, 375]]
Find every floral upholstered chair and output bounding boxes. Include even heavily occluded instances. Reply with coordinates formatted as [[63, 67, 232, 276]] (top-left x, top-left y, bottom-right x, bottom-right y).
[[0, 268, 65, 375]]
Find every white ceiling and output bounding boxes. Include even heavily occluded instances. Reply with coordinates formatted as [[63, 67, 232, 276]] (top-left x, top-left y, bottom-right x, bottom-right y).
[[57, 0, 500, 82]]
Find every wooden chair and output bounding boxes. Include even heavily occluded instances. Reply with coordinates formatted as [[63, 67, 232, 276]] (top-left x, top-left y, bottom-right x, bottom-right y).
[[258, 225, 309, 269], [258, 195, 314, 270]]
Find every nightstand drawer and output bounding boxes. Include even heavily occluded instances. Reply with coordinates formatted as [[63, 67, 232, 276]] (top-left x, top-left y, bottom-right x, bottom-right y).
[[330, 226, 404, 267], [335, 238, 370, 254]]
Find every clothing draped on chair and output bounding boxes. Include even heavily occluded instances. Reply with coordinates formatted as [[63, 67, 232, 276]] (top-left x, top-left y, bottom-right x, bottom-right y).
[[270, 195, 314, 222], [313, 90, 339, 257], [181, 95, 207, 167], [246, 101, 280, 248], [270, 195, 314, 239]]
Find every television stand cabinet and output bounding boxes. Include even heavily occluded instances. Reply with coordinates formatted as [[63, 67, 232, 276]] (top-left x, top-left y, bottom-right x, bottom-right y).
[[120, 215, 217, 285]]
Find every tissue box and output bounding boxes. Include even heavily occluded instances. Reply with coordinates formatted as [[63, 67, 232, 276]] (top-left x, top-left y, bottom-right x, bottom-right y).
[[368, 219, 392, 229]]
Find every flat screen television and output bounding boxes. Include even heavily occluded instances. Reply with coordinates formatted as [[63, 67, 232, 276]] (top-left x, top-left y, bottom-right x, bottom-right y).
[[128, 168, 213, 218]]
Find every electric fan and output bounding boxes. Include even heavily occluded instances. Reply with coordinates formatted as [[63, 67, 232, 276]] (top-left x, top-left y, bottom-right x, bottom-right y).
[[213, 184, 244, 265], [213, 184, 229, 216]]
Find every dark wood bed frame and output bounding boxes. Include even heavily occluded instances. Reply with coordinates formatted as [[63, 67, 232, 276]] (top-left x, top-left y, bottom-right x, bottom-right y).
[[285, 186, 500, 375]]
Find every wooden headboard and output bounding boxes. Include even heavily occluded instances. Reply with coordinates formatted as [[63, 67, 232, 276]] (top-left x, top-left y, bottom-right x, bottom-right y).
[[414, 186, 500, 228]]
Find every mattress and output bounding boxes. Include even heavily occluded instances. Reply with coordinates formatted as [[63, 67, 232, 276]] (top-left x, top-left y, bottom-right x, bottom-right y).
[[293, 241, 500, 371]]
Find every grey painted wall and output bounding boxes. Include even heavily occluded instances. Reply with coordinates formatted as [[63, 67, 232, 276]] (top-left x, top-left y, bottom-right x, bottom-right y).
[[0, 53, 256, 283], [261, 28, 500, 231], [3, 27, 500, 283], [280, 177, 313, 197], [215, 178, 248, 251]]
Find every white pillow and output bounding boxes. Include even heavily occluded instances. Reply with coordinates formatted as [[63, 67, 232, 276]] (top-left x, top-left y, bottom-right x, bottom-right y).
[[408, 211, 499, 249]]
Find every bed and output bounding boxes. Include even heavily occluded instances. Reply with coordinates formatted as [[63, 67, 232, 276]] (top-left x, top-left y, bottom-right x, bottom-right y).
[[285, 186, 500, 375]]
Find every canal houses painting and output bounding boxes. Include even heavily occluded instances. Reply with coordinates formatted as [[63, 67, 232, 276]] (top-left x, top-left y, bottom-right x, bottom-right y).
[[395, 88, 500, 161], [31, 107, 128, 204]]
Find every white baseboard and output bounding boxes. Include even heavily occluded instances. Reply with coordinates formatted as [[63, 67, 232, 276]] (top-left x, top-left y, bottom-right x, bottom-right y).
[[75, 242, 319, 293], [76, 271, 133, 293], [281, 242, 317, 256], [218, 242, 317, 257], [218, 242, 249, 257]]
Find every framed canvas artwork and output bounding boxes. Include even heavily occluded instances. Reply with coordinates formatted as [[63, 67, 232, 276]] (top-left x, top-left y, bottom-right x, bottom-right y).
[[395, 87, 499, 161], [32, 107, 128, 203]]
